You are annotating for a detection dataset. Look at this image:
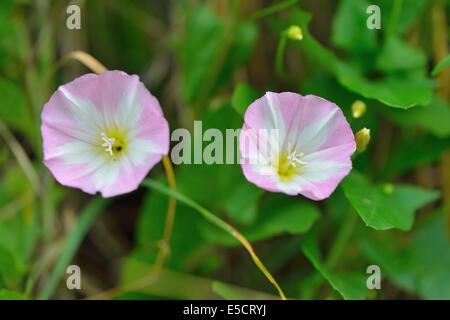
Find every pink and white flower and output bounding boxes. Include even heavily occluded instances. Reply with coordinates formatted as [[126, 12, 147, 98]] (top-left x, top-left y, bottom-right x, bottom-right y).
[[239, 92, 355, 201], [42, 70, 169, 197]]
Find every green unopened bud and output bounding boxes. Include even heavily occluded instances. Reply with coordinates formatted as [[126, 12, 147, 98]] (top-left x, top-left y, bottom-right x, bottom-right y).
[[382, 183, 394, 195], [351, 100, 366, 119], [286, 25, 303, 41], [355, 127, 371, 153]]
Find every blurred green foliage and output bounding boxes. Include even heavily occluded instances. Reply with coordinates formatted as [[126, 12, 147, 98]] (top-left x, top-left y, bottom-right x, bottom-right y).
[[0, 0, 449, 300]]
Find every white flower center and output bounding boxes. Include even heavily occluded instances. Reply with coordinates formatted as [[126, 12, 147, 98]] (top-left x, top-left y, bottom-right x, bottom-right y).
[[101, 132, 116, 156]]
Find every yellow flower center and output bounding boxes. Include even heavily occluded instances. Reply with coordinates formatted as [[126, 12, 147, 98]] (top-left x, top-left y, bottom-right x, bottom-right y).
[[99, 129, 127, 160], [273, 143, 306, 182]]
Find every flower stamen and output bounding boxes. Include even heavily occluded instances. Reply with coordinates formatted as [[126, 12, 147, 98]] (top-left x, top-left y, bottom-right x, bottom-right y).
[[286, 143, 307, 168], [101, 132, 116, 156]]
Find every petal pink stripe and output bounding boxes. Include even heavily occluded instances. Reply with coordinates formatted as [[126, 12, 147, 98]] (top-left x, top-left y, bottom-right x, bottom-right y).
[[239, 91, 355, 200]]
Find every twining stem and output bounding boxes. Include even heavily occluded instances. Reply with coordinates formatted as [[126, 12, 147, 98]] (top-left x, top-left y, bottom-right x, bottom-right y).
[[152, 155, 177, 276], [142, 179, 287, 300], [46, 50, 107, 90], [57, 50, 107, 74]]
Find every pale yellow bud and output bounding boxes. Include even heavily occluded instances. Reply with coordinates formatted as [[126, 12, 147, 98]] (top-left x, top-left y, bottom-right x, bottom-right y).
[[355, 128, 371, 153], [351, 100, 366, 119], [286, 25, 303, 41]]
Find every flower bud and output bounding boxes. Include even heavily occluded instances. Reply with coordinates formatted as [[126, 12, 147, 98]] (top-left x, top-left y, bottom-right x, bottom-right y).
[[286, 25, 303, 41], [351, 100, 366, 119], [383, 183, 394, 195], [355, 127, 370, 153]]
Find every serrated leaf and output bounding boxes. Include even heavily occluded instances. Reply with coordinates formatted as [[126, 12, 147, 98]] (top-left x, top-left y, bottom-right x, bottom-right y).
[[342, 171, 440, 230]]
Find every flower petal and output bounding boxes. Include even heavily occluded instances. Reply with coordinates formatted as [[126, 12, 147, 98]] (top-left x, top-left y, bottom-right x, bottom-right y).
[[42, 71, 170, 197], [240, 92, 355, 200]]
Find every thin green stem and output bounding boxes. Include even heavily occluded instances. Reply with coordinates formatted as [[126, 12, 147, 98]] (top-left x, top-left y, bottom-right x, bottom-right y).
[[303, 208, 358, 299], [275, 35, 287, 77], [38, 198, 110, 299], [250, 0, 300, 20], [152, 156, 177, 276], [324, 210, 358, 270], [143, 179, 287, 300], [387, 0, 403, 39]]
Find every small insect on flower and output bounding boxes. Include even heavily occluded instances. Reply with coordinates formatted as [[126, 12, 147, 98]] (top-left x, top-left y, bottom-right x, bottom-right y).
[[41, 70, 169, 197], [239, 92, 356, 201]]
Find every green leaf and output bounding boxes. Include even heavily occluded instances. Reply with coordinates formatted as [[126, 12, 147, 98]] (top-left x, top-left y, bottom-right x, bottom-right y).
[[212, 281, 276, 300], [231, 82, 259, 116], [332, 0, 377, 53], [432, 54, 450, 76], [382, 97, 450, 138], [290, 9, 433, 109], [0, 244, 26, 288], [119, 257, 277, 300], [336, 63, 433, 109], [374, 0, 427, 36], [362, 210, 450, 299], [0, 78, 33, 138], [0, 289, 27, 300], [178, 5, 257, 104], [301, 235, 368, 300], [376, 37, 426, 73], [246, 195, 320, 241], [136, 185, 207, 270], [203, 194, 320, 244], [224, 182, 263, 226], [342, 171, 440, 230], [383, 134, 450, 179], [39, 198, 110, 299], [169, 104, 244, 209], [0, 165, 40, 276], [292, 9, 339, 74]]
